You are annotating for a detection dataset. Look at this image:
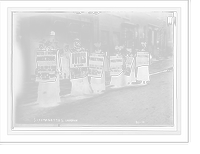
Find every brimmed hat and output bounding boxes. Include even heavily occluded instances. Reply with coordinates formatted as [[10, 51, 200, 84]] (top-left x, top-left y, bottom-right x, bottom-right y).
[[94, 41, 102, 47], [126, 47, 132, 52], [140, 40, 147, 47], [119, 44, 125, 50], [73, 38, 82, 44]]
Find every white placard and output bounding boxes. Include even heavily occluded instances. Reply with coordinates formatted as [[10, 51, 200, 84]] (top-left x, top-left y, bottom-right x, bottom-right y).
[[88, 53, 104, 78], [136, 52, 149, 67], [35, 49, 58, 82], [110, 56, 123, 76], [69, 52, 88, 79]]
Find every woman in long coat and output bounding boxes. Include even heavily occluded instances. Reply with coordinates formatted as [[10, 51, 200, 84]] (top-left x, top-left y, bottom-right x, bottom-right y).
[[36, 36, 61, 107], [110, 45, 127, 88], [90, 41, 110, 93], [136, 41, 151, 85], [70, 38, 92, 96], [61, 42, 70, 79], [126, 48, 136, 85]]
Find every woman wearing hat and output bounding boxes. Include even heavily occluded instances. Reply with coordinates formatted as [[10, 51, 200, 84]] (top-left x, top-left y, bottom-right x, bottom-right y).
[[110, 45, 126, 88], [119, 44, 129, 56], [36, 31, 61, 106], [136, 41, 151, 85], [70, 38, 92, 96], [126, 48, 136, 85], [37, 41, 44, 50], [90, 41, 110, 93], [61, 42, 70, 79]]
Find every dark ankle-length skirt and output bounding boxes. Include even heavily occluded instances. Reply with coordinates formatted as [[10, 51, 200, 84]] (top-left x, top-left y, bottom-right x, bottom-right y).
[[137, 66, 150, 81], [37, 77, 60, 107], [110, 73, 127, 87], [70, 76, 92, 96]]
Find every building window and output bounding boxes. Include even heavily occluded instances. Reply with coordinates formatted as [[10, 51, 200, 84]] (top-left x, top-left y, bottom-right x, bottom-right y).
[[113, 32, 120, 46], [81, 26, 91, 50], [147, 29, 152, 52], [101, 31, 109, 51], [68, 24, 80, 40], [67, 23, 80, 48], [126, 31, 133, 48], [53, 21, 67, 40], [135, 31, 139, 49]]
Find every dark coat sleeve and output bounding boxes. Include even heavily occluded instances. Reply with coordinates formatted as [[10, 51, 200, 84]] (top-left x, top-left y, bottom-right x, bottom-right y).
[[104, 53, 111, 72]]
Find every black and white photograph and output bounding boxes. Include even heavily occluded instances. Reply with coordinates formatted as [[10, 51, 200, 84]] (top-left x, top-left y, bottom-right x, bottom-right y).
[[0, 0, 190, 144], [12, 10, 175, 127]]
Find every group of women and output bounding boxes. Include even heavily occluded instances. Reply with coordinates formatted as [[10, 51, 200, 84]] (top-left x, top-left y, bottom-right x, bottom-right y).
[[36, 33, 150, 106], [109, 46, 150, 88]]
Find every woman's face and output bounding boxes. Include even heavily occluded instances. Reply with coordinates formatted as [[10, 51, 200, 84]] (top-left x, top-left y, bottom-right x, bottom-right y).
[[75, 42, 81, 48]]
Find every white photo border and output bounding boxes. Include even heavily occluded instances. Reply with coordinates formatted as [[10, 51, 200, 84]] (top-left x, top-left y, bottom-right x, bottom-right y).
[[0, 0, 189, 143]]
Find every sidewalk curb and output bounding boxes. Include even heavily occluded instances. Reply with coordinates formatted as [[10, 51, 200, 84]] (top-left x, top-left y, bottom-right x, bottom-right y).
[[149, 66, 173, 75], [106, 66, 173, 87]]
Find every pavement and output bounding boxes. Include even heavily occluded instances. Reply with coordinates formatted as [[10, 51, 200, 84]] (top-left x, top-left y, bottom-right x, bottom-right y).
[[16, 57, 173, 106], [16, 70, 173, 126]]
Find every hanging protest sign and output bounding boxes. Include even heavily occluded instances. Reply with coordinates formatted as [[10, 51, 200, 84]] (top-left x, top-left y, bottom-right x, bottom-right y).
[[88, 53, 104, 78], [35, 49, 59, 82], [136, 52, 149, 67], [123, 56, 134, 76], [110, 56, 123, 76], [70, 52, 88, 80]]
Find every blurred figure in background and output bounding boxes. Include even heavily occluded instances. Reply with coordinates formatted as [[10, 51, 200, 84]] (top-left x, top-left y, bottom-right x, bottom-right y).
[[119, 44, 129, 56]]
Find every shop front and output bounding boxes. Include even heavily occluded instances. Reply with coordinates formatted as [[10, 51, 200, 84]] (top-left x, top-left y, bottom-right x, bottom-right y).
[[122, 22, 136, 51], [148, 24, 159, 57]]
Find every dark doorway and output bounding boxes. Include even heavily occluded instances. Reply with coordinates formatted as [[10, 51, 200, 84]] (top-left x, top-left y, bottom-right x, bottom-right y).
[[127, 31, 133, 48], [81, 26, 91, 51]]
